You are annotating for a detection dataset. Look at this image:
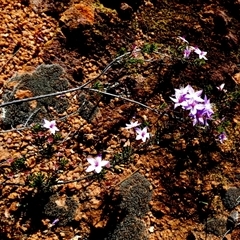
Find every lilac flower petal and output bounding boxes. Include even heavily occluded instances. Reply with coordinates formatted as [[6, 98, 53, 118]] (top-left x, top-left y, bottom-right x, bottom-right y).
[[86, 155, 110, 173], [86, 165, 96, 172], [87, 157, 96, 165], [125, 120, 141, 129], [95, 166, 103, 173], [100, 160, 110, 167]]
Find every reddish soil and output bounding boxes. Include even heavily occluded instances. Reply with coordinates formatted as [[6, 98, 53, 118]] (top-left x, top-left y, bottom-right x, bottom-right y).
[[1, 0, 240, 239]]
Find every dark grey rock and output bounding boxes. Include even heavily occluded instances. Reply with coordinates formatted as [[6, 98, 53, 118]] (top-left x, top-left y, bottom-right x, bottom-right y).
[[2, 64, 69, 128], [120, 172, 152, 217], [43, 194, 78, 226], [222, 187, 240, 210], [106, 216, 148, 240], [205, 217, 227, 236]]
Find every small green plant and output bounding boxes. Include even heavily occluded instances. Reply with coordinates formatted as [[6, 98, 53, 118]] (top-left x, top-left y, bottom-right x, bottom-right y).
[[142, 43, 158, 54], [126, 58, 144, 65], [112, 146, 133, 172], [230, 87, 240, 103], [27, 172, 56, 191], [53, 132, 62, 141], [11, 157, 26, 171], [93, 80, 103, 90], [217, 120, 230, 133], [117, 47, 127, 56], [142, 121, 150, 128], [159, 102, 168, 110], [32, 123, 42, 132], [59, 158, 68, 169], [193, 57, 207, 66], [27, 172, 46, 188]]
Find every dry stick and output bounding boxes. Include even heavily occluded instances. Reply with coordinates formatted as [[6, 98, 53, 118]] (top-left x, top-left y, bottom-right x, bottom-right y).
[[53, 168, 140, 187], [24, 108, 41, 127], [0, 49, 163, 112], [0, 79, 95, 108], [221, 229, 231, 240], [0, 175, 92, 187], [84, 87, 159, 114], [0, 126, 28, 133], [0, 181, 25, 186], [2, 124, 34, 133], [114, 168, 140, 187], [53, 174, 93, 185], [0, 51, 131, 109], [0, 48, 157, 109], [221, 222, 240, 240]]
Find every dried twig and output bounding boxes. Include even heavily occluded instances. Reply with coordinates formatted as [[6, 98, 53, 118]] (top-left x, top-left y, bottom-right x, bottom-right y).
[[114, 168, 140, 187], [0, 49, 161, 135], [54, 174, 93, 185], [84, 87, 159, 114], [24, 108, 41, 127], [0, 52, 132, 109], [0, 126, 30, 133], [0, 181, 25, 186]]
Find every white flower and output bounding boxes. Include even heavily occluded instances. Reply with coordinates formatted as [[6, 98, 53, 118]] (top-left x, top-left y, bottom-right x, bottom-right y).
[[43, 119, 59, 134], [86, 155, 110, 173], [135, 127, 150, 142], [216, 83, 227, 92], [125, 120, 141, 129], [194, 47, 207, 60]]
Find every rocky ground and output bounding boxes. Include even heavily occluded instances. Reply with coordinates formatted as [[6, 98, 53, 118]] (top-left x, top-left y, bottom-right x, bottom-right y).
[[1, 0, 240, 239]]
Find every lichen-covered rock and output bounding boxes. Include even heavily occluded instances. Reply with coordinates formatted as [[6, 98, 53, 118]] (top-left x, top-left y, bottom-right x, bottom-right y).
[[43, 194, 78, 226], [106, 173, 152, 240], [205, 217, 227, 237], [2, 64, 69, 128], [222, 187, 240, 210], [106, 216, 148, 240], [120, 172, 152, 217]]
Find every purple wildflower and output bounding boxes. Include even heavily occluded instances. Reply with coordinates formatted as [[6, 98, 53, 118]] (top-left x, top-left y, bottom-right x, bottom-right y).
[[52, 219, 59, 225], [182, 99, 204, 115], [171, 85, 214, 126], [190, 108, 212, 126], [190, 109, 205, 126], [218, 132, 227, 143], [185, 85, 204, 103], [170, 85, 189, 109], [183, 46, 192, 58], [216, 83, 227, 93], [202, 95, 214, 117]]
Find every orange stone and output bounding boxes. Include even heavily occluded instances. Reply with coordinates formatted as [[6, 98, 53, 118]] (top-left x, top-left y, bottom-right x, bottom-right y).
[[60, 3, 94, 29]]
